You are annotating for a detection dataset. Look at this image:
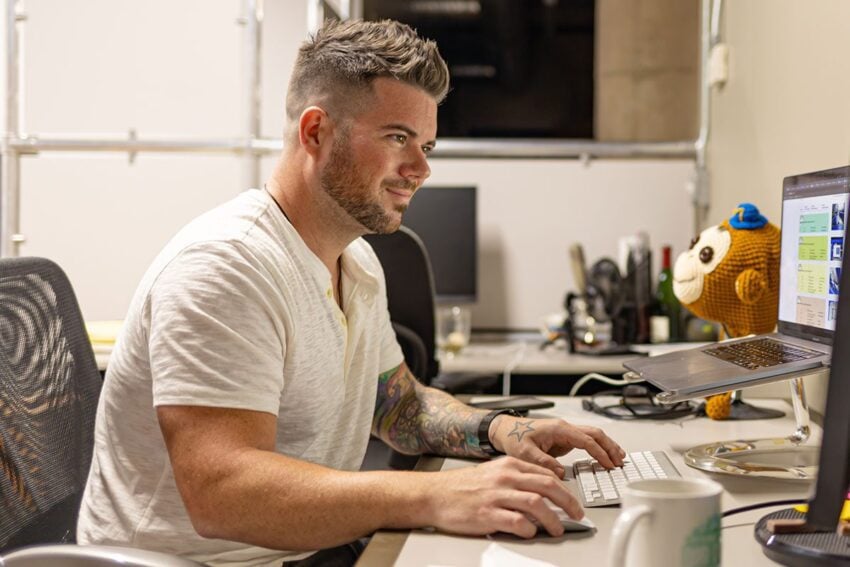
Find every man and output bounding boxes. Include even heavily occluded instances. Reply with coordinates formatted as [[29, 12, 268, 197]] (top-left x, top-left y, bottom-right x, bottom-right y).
[[78, 19, 625, 566]]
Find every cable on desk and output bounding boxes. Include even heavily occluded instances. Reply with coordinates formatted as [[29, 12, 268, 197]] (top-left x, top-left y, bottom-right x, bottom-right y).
[[569, 372, 629, 396], [501, 342, 528, 397], [721, 499, 806, 519]]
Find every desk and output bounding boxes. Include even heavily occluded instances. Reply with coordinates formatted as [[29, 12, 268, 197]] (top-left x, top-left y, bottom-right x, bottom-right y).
[[359, 397, 815, 566], [441, 340, 634, 376], [441, 335, 638, 396], [88, 335, 636, 378]]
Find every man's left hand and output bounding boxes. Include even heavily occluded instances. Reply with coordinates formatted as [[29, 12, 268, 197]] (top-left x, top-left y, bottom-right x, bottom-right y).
[[489, 415, 626, 478]]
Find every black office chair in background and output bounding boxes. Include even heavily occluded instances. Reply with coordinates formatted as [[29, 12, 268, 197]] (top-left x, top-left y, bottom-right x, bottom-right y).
[[363, 228, 497, 470], [0, 257, 201, 566], [363, 226, 497, 393]]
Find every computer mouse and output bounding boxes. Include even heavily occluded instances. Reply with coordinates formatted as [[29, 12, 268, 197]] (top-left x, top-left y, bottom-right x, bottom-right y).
[[526, 509, 597, 534], [552, 508, 597, 532], [489, 512, 596, 541]]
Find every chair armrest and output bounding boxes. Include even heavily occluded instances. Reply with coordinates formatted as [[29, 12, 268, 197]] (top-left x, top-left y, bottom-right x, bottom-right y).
[[0, 544, 206, 566], [391, 322, 430, 383]]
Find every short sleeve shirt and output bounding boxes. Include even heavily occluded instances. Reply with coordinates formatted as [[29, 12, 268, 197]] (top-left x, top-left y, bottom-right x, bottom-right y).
[[77, 189, 404, 566]]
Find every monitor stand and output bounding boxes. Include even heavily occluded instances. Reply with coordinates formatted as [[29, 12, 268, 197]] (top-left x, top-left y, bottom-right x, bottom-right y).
[[754, 508, 850, 566], [682, 372, 820, 480]]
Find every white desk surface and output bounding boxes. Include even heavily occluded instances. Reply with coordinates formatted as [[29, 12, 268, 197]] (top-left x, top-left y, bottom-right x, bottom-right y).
[[440, 337, 638, 376], [94, 334, 694, 377], [90, 336, 636, 375], [359, 396, 815, 567]]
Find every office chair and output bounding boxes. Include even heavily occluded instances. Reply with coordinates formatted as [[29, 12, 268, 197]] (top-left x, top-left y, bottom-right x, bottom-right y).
[[363, 228, 497, 470], [363, 226, 496, 393], [0, 257, 202, 566], [0, 544, 203, 566]]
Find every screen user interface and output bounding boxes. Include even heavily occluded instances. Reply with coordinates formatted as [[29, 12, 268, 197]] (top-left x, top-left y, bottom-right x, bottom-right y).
[[779, 166, 850, 331]]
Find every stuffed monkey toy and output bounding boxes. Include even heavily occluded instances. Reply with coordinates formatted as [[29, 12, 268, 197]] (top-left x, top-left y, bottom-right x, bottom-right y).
[[673, 203, 781, 419]]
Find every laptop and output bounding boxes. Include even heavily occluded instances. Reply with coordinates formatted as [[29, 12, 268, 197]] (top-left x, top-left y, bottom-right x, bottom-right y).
[[623, 165, 850, 402]]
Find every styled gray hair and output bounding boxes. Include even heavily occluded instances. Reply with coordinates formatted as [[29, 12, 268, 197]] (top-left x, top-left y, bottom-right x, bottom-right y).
[[285, 19, 449, 137]]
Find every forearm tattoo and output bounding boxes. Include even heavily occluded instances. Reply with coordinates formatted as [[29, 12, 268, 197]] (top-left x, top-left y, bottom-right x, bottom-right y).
[[372, 364, 489, 458]]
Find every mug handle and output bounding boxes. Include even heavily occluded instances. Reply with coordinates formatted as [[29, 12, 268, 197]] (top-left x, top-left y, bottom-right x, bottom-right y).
[[609, 505, 652, 567]]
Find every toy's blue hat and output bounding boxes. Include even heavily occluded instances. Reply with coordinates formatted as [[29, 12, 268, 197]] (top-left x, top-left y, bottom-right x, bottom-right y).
[[730, 203, 768, 230]]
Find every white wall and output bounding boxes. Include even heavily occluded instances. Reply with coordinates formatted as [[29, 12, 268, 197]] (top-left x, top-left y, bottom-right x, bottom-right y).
[[4, 1, 695, 331], [423, 159, 694, 330], [707, 1, 850, 227], [8, 0, 252, 321], [705, 1, 850, 409]]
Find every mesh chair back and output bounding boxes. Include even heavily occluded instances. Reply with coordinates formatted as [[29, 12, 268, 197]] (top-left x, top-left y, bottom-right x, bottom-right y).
[[0, 258, 102, 550], [363, 227, 440, 384]]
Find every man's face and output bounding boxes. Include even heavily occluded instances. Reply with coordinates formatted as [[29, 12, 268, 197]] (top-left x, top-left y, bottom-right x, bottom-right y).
[[319, 77, 437, 234]]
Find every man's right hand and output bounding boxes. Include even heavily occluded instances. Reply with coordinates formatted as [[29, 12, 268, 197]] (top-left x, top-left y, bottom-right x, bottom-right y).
[[422, 456, 581, 539]]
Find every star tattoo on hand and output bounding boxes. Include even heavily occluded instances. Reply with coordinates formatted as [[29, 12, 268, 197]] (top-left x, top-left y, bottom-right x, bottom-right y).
[[507, 420, 535, 443]]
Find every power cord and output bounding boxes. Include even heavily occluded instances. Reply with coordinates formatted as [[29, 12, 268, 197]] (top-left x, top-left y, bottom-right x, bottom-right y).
[[722, 499, 806, 519], [581, 385, 699, 420], [501, 342, 528, 396], [569, 372, 629, 397]]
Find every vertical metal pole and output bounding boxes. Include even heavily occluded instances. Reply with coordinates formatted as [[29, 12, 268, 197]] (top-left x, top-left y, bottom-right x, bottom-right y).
[[307, 1, 354, 39], [788, 376, 811, 444], [334, 0, 351, 20], [307, 0, 324, 33], [1, 0, 22, 257], [242, 0, 262, 190], [692, 0, 712, 234]]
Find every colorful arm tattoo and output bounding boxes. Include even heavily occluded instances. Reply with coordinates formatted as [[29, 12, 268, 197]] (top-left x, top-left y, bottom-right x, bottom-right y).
[[372, 363, 490, 458]]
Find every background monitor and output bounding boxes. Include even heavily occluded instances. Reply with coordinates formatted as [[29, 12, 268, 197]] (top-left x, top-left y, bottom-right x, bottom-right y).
[[402, 186, 477, 304]]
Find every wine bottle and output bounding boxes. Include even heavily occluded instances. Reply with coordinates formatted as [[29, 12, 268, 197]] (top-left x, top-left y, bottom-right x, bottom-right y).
[[653, 245, 682, 342]]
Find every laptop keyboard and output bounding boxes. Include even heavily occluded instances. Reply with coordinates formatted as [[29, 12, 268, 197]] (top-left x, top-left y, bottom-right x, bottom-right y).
[[702, 337, 825, 370], [573, 450, 680, 507]]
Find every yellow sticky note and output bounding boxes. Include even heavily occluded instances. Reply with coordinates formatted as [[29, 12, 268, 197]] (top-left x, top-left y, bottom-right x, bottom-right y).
[[85, 320, 123, 345], [794, 500, 850, 521]]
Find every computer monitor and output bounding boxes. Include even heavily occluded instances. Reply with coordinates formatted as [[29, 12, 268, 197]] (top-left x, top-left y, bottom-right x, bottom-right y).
[[402, 186, 477, 304], [756, 165, 850, 564], [801, 166, 850, 531]]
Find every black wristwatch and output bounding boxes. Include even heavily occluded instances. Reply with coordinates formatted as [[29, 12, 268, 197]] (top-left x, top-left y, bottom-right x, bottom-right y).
[[477, 409, 521, 456]]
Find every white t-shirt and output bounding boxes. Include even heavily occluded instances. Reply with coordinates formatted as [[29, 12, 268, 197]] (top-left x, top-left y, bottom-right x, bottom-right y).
[[77, 189, 404, 566]]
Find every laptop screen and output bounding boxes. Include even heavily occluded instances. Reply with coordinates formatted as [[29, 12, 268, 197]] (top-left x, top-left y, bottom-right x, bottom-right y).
[[778, 165, 850, 344]]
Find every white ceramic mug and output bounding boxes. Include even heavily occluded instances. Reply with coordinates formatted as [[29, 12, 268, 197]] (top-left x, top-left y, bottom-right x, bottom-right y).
[[609, 477, 722, 567]]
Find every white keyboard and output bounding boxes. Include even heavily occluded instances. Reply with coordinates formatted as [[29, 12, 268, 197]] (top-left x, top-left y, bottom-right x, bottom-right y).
[[572, 450, 680, 507]]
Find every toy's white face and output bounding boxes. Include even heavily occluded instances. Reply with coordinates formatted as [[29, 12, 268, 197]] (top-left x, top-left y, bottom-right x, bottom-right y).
[[673, 225, 732, 304]]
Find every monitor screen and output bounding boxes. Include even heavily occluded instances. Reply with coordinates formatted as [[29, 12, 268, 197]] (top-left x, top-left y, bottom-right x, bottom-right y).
[[778, 165, 850, 342], [402, 186, 477, 304]]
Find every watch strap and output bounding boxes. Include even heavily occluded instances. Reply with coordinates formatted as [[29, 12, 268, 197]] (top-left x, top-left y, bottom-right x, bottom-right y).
[[477, 409, 521, 456]]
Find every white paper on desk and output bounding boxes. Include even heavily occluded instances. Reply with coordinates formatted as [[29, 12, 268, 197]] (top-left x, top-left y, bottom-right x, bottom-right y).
[[479, 543, 558, 567]]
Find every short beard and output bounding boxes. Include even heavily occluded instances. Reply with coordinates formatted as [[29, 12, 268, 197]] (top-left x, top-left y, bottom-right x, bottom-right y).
[[320, 133, 406, 234]]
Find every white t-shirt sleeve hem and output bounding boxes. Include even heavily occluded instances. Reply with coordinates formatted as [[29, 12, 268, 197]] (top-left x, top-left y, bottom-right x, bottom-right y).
[[152, 395, 281, 416]]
